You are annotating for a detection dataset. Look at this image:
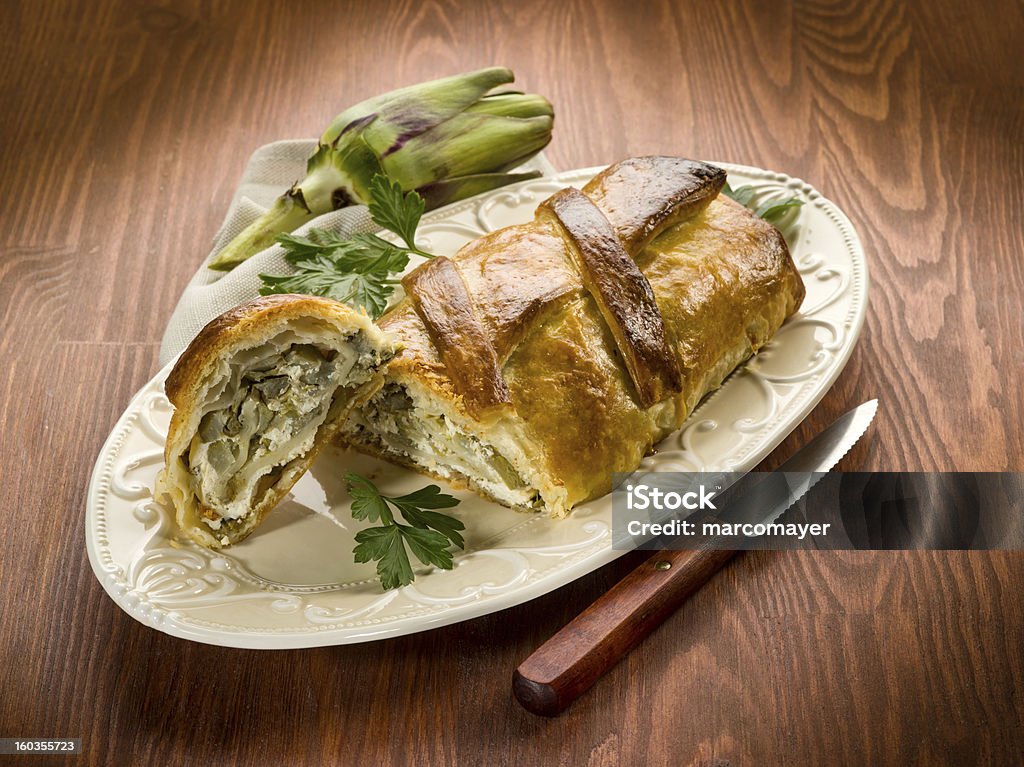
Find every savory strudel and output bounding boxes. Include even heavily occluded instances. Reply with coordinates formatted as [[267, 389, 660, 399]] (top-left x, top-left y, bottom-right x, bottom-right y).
[[156, 294, 396, 547], [157, 156, 805, 544], [342, 157, 805, 516]]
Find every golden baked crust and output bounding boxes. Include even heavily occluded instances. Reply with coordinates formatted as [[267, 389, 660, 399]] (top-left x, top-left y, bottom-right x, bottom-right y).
[[157, 158, 805, 544], [165, 294, 354, 405], [157, 294, 396, 548], [401, 256, 512, 417], [502, 195, 804, 509], [542, 186, 683, 407], [349, 158, 805, 515]]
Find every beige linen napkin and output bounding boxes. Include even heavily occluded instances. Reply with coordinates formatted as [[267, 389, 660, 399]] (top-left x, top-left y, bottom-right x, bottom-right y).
[[159, 139, 556, 366]]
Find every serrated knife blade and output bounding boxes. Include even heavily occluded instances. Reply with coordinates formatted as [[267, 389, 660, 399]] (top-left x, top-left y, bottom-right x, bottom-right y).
[[713, 398, 878, 530]]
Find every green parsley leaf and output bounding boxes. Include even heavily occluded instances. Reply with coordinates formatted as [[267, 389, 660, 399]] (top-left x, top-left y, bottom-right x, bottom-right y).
[[353, 526, 412, 591], [340, 234, 411, 272], [259, 175, 437, 319], [258, 253, 359, 301], [723, 181, 804, 226], [259, 233, 410, 319], [390, 484, 461, 510], [722, 182, 758, 208], [389, 485, 464, 548], [346, 472, 393, 523], [756, 198, 805, 224], [399, 507, 466, 550], [367, 174, 426, 253], [352, 524, 399, 561], [399, 525, 455, 570], [345, 473, 465, 590], [276, 228, 352, 260]]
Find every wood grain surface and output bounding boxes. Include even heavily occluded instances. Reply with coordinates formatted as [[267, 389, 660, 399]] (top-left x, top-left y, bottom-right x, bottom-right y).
[[1, 0, 1022, 764]]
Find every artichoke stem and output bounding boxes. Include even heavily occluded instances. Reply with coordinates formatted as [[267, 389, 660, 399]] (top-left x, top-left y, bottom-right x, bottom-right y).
[[207, 194, 316, 271]]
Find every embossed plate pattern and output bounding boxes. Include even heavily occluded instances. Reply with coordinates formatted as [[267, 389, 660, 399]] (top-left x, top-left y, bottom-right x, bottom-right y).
[[86, 163, 867, 647]]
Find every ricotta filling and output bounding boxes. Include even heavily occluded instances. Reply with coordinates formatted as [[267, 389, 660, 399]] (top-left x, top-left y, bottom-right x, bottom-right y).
[[187, 334, 377, 531], [348, 384, 543, 510]]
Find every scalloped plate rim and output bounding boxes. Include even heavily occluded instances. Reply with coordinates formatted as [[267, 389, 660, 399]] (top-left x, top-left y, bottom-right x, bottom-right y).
[[85, 161, 868, 648]]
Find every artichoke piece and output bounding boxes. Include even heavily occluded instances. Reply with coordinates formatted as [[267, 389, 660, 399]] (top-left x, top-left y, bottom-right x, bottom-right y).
[[209, 67, 554, 271]]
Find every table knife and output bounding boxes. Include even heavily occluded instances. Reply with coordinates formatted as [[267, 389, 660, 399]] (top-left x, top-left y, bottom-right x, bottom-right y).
[[513, 399, 878, 716]]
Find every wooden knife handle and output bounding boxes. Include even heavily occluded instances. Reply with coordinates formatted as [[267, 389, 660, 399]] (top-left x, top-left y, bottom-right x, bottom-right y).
[[513, 546, 736, 716]]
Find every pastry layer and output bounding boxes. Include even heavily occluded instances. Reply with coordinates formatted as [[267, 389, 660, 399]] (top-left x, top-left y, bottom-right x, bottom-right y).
[[343, 163, 804, 516], [158, 295, 396, 547]]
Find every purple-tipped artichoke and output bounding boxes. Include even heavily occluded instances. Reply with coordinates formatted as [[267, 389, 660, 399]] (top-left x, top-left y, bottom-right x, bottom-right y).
[[209, 68, 554, 271]]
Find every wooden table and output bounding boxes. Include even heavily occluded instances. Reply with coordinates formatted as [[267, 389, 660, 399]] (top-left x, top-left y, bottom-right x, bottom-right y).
[[2, 1, 1022, 764]]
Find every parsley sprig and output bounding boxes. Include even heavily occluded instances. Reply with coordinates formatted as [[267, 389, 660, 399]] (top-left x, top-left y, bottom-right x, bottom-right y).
[[366, 175, 433, 260], [346, 473, 465, 591], [722, 180, 805, 226], [259, 175, 436, 319]]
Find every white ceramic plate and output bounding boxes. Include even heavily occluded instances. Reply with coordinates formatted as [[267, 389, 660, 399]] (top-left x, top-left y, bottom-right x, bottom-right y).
[[86, 163, 867, 648]]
